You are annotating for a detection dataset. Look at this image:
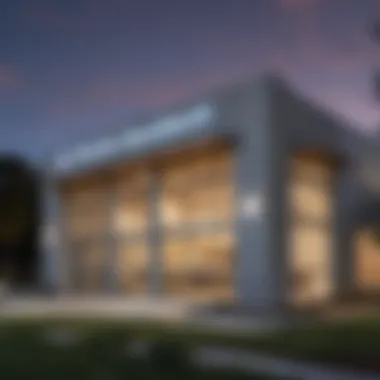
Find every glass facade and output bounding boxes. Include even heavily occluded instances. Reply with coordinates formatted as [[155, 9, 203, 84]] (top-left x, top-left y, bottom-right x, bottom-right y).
[[61, 180, 109, 293], [288, 155, 335, 306], [113, 168, 149, 294], [160, 148, 235, 300], [355, 229, 380, 289], [59, 143, 235, 300]]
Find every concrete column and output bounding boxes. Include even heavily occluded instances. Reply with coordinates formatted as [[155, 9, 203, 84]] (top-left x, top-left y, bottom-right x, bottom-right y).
[[234, 94, 286, 311], [147, 169, 163, 296], [104, 179, 120, 292], [333, 167, 356, 298], [39, 170, 65, 293]]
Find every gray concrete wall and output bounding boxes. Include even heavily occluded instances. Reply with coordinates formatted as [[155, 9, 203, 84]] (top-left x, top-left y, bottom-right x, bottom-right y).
[[210, 76, 287, 310], [39, 168, 65, 292]]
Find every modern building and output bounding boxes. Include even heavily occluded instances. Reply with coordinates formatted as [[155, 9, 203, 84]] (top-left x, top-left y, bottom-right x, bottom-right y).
[[40, 75, 380, 312]]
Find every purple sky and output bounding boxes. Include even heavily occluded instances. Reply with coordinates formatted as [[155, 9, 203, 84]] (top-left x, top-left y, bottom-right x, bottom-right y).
[[0, 0, 379, 161]]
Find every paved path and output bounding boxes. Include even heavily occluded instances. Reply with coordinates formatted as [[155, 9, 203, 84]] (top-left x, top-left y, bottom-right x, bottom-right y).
[[194, 347, 380, 380], [0, 295, 281, 333]]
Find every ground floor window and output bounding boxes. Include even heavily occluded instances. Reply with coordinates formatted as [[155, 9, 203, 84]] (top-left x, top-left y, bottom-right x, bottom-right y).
[[65, 238, 107, 293], [117, 240, 148, 294], [355, 228, 380, 290], [59, 143, 236, 301], [287, 153, 337, 307], [163, 229, 234, 301]]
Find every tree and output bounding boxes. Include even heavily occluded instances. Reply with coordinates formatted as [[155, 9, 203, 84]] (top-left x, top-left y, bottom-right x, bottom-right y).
[[0, 155, 38, 290]]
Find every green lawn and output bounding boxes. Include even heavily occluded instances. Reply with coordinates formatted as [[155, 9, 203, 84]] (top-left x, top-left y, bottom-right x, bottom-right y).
[[0, 320, 283, 380], [0, 315, 379, 376]]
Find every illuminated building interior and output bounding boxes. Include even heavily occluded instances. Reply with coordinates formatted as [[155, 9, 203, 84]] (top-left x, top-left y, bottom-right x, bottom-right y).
[[287, 152, 337, 306], [60, 143, 235, 301], [355, 229, 380, 290]]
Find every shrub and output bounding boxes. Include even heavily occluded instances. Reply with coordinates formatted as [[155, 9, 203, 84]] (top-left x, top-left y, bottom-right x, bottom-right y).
[[148, 339, 191, 373]]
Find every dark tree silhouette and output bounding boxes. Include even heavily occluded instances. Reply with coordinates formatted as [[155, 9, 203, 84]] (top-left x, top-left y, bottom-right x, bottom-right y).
[[0, 155, 39, 290]]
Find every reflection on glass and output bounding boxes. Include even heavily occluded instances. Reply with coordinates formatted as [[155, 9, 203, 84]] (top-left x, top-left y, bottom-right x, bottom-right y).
[[164, 232, 234, 301], [161, 187, 234, 227], [356, 229, 380, 289], [115, 169, 148, 196], [291, 157, 333, 184], [68, 241, 105, 293], [62, 184, 109, 239], [160, 151, 234, 228], [117, 242, 148, 294], [113, 168, 148, 236], [288, 156, 334, 305], [289, 181, 332, 221], [114, 198, 148, 234]]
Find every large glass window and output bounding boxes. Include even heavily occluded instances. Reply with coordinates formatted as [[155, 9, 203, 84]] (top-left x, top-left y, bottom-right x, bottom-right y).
[[291, 157, 333, 185], [113, 167, 149, 294], [355, 229, 380, 289], [163, 231, 234, 300], [66, 239, 106, 293], [114, 197, 148, 235], [289, 225, 332, 302], [59, 145, 235, 300], [60, 178, 110, 293], [160, 150, 234, 230], [62, 185, 109, 240], [160, 146, 235, 301], [113, 169, 148, 236], [161, 186, 234, 228], [288, 155, 335, 306], [289, 181, 332, 223], [117, 241, 148, 294]]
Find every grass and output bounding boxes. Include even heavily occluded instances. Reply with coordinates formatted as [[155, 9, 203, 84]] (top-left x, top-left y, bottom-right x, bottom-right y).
[[0, 314, 379, 375], [0, 320, 284, 380]]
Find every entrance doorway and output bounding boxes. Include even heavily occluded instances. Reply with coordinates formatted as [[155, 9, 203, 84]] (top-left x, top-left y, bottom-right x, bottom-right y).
[[287, 152, 338, 307]]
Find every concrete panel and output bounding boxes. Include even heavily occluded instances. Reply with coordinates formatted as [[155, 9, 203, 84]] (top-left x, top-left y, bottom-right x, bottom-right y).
[[270, 82, 344, 154], [39, 170, 64, 292], [147, 170, 164, 296], [210, 76, 287, 310]]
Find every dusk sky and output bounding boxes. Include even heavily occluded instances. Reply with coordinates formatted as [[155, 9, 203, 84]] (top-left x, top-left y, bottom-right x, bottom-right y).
[[1, 0, 379, 162]]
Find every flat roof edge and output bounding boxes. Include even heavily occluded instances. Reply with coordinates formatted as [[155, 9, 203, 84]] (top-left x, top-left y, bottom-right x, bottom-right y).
[[52, 102, 220, 176]]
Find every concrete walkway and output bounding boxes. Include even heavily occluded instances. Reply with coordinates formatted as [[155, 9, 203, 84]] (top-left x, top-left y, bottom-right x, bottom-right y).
[[194, 347, 380, 380], [0, 295, 281, 333]]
